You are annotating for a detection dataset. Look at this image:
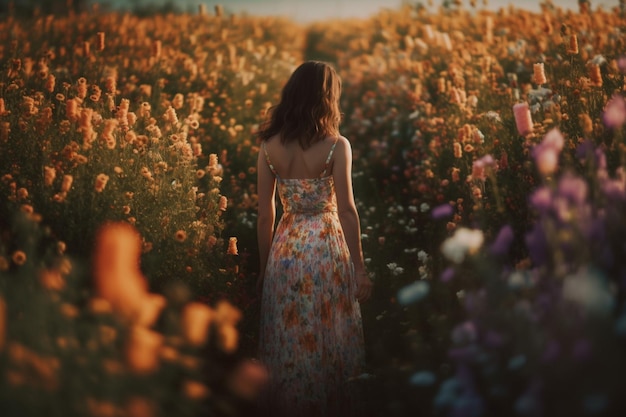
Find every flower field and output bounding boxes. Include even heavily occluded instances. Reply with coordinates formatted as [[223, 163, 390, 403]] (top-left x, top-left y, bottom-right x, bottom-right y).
[[1, 1, 626, 416]]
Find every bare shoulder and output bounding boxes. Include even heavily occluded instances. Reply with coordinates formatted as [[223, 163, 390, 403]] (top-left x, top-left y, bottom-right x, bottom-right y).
[[265, 134, 280, 147], [335, 136, 352, 152], [334, 135, 352, 155]]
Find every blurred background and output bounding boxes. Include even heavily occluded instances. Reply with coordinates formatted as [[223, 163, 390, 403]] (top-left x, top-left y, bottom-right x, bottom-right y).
[[0, 0, 622, 22]]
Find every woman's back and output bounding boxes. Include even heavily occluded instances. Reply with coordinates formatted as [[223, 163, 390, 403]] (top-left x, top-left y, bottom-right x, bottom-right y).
[[263, 135, 337, 179]]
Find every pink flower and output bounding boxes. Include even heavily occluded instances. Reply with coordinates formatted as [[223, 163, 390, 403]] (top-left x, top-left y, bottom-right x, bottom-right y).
[[603, 94, 626, 129], [513, 102, 533, 136], [532, 128, 564, 176], [541, 128, 564, 151], [535, 147, 559, 176]]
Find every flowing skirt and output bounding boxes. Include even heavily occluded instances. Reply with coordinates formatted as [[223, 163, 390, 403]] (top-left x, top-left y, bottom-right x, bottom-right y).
[[258, 211, 365, 417]]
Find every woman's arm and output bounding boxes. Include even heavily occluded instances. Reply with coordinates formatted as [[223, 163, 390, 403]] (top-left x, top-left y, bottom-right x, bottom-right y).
[[256, 145, 276, 295], [333, 136, 372, 303]]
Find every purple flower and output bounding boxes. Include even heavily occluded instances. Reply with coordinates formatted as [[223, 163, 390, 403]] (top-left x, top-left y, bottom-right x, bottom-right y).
[[451, 321, 478, 345], [529, 187, 553, 213], [440, 266, 455, 283], [557, 173, 588, 205], [483, 330, 504, 348], [489, 224, 514, 256], [432, 203, 454, 219], [576, 139, 595, 161], [525, 226, 549, 266]]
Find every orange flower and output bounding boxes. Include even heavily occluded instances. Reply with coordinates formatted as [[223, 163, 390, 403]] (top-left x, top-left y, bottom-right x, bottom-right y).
[[96, 32, 105, 52], [227, 237, 238, 255], [88, 297, 113, 315], [126, 326, 163, 374], [39, 269, 65, 291], [219, 195, 228, 211], [11, 250, 27, 266], [134, 294, 166, 328], [125, 397, 157, 417], [164, 106, 178, 125], [93, 223, 149, 321], [61, 174, 73, 193], [589, 63, 602, 87], [453, 142, 462, 158], [174, 230, 187, 242], [567, 34, 579, 54], [95, 173, 109, 192], [181, 302, 214, 347], [44, 166, 56, 186], [218, 324, 239, 353], [0, 256, 8, 271], [532, 63, 547, 85], [183, 380, 210, 400]]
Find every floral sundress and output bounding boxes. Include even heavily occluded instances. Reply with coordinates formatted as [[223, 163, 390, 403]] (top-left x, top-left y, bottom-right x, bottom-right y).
[[258, 140, 365, 417]]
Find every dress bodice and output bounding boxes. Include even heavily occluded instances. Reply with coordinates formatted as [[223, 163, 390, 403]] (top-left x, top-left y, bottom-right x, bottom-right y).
[[262, 139, 339, 215], [277, 176, 338, 214]]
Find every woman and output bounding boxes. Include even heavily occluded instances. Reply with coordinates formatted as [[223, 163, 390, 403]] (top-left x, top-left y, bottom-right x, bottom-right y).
[[256, 61, 372, 417]]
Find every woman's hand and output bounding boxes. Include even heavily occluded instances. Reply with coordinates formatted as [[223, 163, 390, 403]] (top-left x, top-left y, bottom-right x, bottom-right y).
[[355, 270, 373, 303]]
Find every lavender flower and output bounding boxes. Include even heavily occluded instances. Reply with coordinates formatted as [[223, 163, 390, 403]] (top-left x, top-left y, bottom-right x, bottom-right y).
[[432, 203, 454, 219], [489, 224, 514, 256]]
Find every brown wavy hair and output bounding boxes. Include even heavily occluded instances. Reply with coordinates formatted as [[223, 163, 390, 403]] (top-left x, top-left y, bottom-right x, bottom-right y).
[[257, 61, 342, 149]]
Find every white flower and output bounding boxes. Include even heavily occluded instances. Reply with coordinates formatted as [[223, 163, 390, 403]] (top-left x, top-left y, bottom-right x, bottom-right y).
[[562, 267, 614, 316], [417, 250, 428, 263], [588, 54, 607, 66], [393, 267, 404, 276], [441, 228, 484, 264], [398, 280, 430, 306], [420, 203, 430, 212]]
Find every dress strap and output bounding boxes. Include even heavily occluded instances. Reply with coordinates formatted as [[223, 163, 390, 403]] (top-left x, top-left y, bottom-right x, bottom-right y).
[[262, 142, 279, 178], [320, 138, 338, 177]]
